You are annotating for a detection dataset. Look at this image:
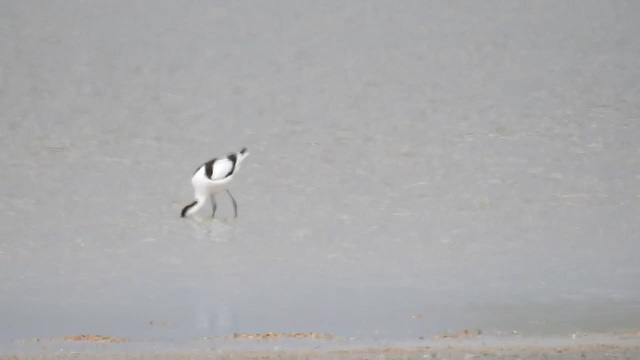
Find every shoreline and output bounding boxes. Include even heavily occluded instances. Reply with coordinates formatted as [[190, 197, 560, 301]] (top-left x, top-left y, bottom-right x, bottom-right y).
[[3, 332, 640, 359]]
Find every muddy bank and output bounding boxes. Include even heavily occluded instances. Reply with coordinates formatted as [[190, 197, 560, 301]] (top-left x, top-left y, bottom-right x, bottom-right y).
[[3, 343, 640, 360], [4, 332, 640, 360]]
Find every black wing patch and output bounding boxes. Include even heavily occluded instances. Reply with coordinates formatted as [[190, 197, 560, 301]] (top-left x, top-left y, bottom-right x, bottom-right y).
[[203, 158, 216, 179], [197, 153, 239, 180], [225, 153, 237, 178]]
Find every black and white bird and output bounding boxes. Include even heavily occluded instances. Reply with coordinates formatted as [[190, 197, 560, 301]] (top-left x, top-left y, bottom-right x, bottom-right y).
[[181, 147, 249, 218]]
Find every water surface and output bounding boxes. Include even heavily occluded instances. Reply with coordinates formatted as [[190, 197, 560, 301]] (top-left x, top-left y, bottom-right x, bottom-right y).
[[1, 0, 640, 343]]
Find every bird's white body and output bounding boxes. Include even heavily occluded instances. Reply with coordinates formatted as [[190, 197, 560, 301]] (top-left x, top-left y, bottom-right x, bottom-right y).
[[191, 166, 234, 196], [181, 148, 249, 218]]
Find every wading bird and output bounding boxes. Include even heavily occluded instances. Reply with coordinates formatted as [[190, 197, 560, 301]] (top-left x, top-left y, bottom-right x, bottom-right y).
[[181, 147, 249, 218]]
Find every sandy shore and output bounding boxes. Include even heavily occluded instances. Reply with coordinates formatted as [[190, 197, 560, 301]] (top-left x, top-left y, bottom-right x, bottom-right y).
[[3, 344, 640, 360], [3, 334, 640, 360]]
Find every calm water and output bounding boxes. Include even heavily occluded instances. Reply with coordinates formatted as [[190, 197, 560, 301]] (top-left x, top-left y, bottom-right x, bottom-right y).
[[1, 0, 640, 342]]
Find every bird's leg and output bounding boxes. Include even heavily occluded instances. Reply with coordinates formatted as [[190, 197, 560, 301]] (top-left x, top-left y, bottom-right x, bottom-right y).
[[226, 190, 238, 217], [211, 195, 217, 218]]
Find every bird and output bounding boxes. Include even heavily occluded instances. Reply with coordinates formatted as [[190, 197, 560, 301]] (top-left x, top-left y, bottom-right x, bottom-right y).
[[181, 147, 249, 218]]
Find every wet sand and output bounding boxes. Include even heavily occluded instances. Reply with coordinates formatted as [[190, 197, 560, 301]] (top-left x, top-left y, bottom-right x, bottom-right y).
[[3, 335, 640, 359]]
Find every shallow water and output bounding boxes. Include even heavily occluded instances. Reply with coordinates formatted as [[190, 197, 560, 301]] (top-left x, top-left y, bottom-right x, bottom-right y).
[[1, 0, 640, 343]]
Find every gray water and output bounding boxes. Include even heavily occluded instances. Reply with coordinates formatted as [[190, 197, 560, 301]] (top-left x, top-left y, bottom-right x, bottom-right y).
[[1, 0, 640, 343]]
